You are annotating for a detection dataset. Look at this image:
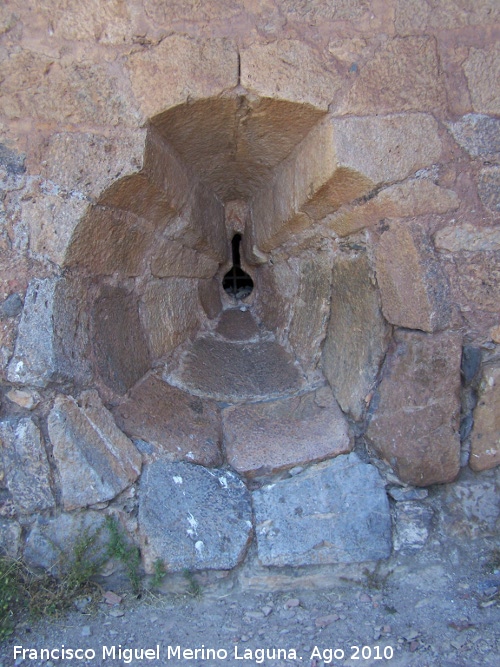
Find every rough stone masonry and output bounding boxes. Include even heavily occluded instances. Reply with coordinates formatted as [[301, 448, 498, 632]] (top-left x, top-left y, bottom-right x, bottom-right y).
[[0, 0, 498, 581]]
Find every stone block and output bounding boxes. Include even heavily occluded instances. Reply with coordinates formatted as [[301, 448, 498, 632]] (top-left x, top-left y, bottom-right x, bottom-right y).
[[284, 0, 370, 23], [241, 40, 343, 110], [322, 253, 390, 420], [396, 0, 500, 33], [470, 365, 500, 472], [6, 389, 40, 410], [464, 44, 500, 115], [448, 114, 500, 160], [478, 167, 500, 212], [126, 36, 238, 119], [48, 391, 142, 510], [215, 309, 260, 341], [24, 511, 108, 572], [288, 254, 332, 370], [140, 278, 201, 360], [341, 37, 445, 114], [375, 221, 452, 332], [138, 461, 252, 573], [151, 240, 218, 278], [7, 277, 91, 387], [92, 286, 150, 395], [444, 251, 500, 313], [366, 330, 462, 486], [253, 453, 391, 566], [198, 279, 222, 320], [328, 180, 459, 237], [177, 183, 227, 263], [0, 518, 21, 558], [434, 224, 500, 253], [112, 376, 222, 468], [393, 502, 433, 553], [0, 418, 54, 514], [143, 0, 244, 23], [223, 386, 351, 477], [332, 114, 442, 186], [254, 260, 298, 342]]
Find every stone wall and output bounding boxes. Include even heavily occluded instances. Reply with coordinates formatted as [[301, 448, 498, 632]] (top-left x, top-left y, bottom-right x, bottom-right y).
[[0, 0, 498, 577]]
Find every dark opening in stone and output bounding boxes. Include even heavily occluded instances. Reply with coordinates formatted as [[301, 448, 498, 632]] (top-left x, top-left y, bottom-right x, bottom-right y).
[[223, 234, 254, 299]]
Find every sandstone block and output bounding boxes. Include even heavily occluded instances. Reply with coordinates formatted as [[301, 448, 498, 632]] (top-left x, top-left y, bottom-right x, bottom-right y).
[[395, 0, 500, 33], [0, 418, 54, 514], [254, 260, 298, 342], [375, 221, 452, 332], [48, 391, 142, 510], [464, 44, 500, 115], [138, 461, 252, 573], [177, 183, 227, 263], [241, 40, 343, 110], [215, 309, 260, 342], [284, 0, 370, 23], [448, 114, 500, 160], [445, 251, 500, 313], [470, 365, 500, 472], [223, 386, 352, 477], [341, 37, 445, 114], [434, 224, 500, 253], [140, 278, 200, 360], [366, 330, 462, 486], [143, 0, 244, 23], [198, 279, 222, 320], [112, 376, 222, 468], [92, 286, 150, 395], [0, 518, 21, 558], [253, 454, 391, 566], [478, 167, 500, 212], [126, 36, 238, 119], [24, 511, 108, 573], [322, 253, 390, 420], [151, 240, 218, 278]]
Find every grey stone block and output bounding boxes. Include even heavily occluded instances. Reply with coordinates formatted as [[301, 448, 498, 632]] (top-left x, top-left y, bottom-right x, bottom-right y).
[[448, 114, 500, 159], [138, 461, 252, 573], [253, 453, 391, 566]]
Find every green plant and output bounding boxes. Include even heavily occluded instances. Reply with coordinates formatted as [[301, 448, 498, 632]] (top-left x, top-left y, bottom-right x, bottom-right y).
[[0, 557, 23, 641], [151, 559, 167, 590], [362, 563, 393, 591], [105, 516, 141, 595], [182, 569, 201, 598]]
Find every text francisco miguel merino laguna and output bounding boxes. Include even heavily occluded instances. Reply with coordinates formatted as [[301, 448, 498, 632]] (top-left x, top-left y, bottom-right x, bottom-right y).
[[14, 644, 302, 664]]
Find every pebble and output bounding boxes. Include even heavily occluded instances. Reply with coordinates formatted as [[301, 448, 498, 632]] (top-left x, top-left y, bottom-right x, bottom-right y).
[[81, 625, 92, 636], [314, 614, 340, 628], [108, 608, 125, 618], [284, 598, 300, 608], [261, 605, 273, 616], [103, 590, 122, 605], [359, 593, 372, 602]]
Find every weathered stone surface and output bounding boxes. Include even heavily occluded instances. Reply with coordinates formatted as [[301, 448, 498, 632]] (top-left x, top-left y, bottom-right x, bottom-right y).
[[223, 386, 352, 477], [143, 0, 244, 23], [448, 114, 500, 160], [0, 418, 54, 514], [253, 454, 391, 566], [435, 224, 500, 252], [470, 365, 500, 472], [241, 40, 343, 109], [24, 511, 108, 572], [396, 0, 500, 33], [332, 114, 442, 186], [167, 336, 303, 402], [93, 285, 150, 395], [444, 251, 500, 313], [0, 518, 21, 558], [0, 293, 23, 319], [126, 36, 238, 119], [288, 254, 332, 370], [366, 330, 462, 486], [341, 37, 445, 114], [255, 260, 298, 343], [48, 391, 141, 510], [112, 376, 222, 467], [478, 167, 500, 212], [464, 44, 500, 115], [151, 240, 218, 278], [322, 253, 390, 420], [215, 309, 260, 341], [375, 221, 452, 332], [140, 279, 201, 360], [284, 0, 370, 23], [198, 278, 222, 320], [6, 388, 40, 410], [393, 502, 433, 553], [138, 461, 252, 573], [328, 180, 459, 237]]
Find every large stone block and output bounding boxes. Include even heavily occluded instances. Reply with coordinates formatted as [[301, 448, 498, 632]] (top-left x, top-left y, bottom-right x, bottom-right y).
[[198, 278, 222, 320], [0, 418, 54, 514], [0, 518, 21, 558], [92, 286, 151, 395], [112, 376, 223, 468], [478, 167, 500, 212], [444, 251, 500, 313], [140, 278, 201, 360], [223, 386, 352, 477], [434, 224, 500, 253], [375, 221, 452, 332], [464, 44, 500, 115], [143, 0, 244, 23], [322, 253, 390, 420], [7, 277, 92, 387], [126, 36, 238, 119], [470, 365, 500, 472], [241, 40, 343, 110], [138, 461, 252, 573], [341, 37, 445, 114], [254, 260, 298, 343], [448, 114, 500, 160], [288, 254, 332, 370], [395, 0, 500, 33], [151, 240, 218, 278], [48, 391, 142, 510], [253, 454, 391, 566], [366, 330, 462, 486]]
